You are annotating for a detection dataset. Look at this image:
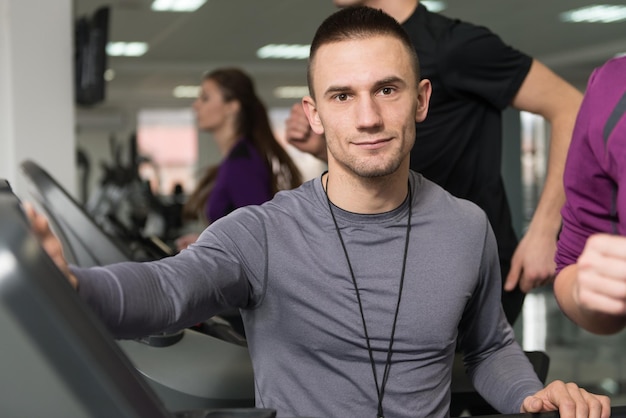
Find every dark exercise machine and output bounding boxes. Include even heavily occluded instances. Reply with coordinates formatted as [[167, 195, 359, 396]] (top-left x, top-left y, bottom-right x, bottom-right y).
[[472, 405, 626, 418], [19, 161, 251, 410], [82, 133, 185, 250], [1, 177, 263, 416]]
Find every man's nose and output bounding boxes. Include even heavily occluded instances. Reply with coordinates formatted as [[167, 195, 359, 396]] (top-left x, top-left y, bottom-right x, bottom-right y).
[[355, 96, 383, 129]]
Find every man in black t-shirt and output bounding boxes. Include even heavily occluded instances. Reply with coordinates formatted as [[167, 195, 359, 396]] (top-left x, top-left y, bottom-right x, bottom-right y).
[[286, 0, 583, 326]]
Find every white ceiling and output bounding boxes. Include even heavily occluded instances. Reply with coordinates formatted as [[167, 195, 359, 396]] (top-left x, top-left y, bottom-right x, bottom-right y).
[[73, 0, 626, 118]]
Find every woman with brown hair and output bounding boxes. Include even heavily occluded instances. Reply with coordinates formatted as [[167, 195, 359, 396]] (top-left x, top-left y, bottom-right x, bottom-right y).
[[176, 68, 302, 250]]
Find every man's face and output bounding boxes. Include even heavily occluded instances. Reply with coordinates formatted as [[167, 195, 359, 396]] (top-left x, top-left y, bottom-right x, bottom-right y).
[[303, 35, 430, 179]]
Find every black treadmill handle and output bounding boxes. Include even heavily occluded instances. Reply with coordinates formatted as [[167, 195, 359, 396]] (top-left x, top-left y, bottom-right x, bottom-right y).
[[172, 408, 276, 418], [472, 404, 626, 418]]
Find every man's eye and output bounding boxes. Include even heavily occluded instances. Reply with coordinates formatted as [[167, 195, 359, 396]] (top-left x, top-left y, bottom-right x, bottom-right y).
[[334, 93, 349, 102], [380, 87, 394, 95]]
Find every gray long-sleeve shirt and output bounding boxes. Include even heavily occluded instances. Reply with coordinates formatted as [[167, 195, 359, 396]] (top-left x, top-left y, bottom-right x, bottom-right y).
[[74, 171, 543, 417]]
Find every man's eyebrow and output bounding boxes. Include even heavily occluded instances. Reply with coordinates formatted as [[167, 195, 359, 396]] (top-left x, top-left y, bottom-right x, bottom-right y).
[[322, 76, 407, 97], [375, 76, 406, 88], [323, 85, 352, 97]]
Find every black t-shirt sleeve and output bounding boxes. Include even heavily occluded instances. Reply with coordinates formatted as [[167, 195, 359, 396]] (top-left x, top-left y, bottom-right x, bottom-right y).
[[438, 22, 532, 110]]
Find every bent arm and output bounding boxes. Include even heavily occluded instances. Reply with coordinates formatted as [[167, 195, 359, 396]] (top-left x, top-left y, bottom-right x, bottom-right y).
[[505, 59, 583, 292], [460, 221, 543, 413], [554, 236, 626, 335]]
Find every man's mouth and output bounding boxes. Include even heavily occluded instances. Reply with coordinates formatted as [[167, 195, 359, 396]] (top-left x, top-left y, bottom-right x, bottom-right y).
[[353, 137, 393, 150]]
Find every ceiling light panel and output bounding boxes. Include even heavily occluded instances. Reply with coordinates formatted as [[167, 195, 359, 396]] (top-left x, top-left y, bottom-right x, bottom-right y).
[[151, 0, 207, 12], [106, 42, 149, 57], [560, 5, 626, 23], [257, 44, 310, 60]]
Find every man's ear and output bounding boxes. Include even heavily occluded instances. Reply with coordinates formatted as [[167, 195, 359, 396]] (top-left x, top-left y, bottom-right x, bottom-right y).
[[415, 79, 432, 123], [302, 96, 324, 135]]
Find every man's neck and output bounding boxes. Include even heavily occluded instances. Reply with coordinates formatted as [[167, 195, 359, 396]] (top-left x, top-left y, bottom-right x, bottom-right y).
[[364, 0, 418, 23], [323, 165, 411, 215]]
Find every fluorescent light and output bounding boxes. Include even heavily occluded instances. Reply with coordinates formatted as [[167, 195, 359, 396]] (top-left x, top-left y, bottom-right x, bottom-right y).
[[274, 86, 310, 99], [173, 85, 201, 98], [421, 1, 446, 13], [560, 5, 626, 23], [151, 0, 207, 12], [257, 44, 310, 60], [106, 42, 149, 57]]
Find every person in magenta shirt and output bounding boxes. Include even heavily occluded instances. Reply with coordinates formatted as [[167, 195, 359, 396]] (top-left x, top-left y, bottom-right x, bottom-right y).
[[554, 56, 626, 335]]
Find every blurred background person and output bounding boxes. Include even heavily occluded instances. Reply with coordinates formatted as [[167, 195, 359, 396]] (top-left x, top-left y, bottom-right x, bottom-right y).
[[177, 68, 302, 251]]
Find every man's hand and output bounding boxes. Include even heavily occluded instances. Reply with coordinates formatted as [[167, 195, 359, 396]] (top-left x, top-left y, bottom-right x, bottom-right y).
[[285, 102, 328, 161], [521, 380, 610, 418], [505, 227, 557, 293], [24, 202, 78, 289]]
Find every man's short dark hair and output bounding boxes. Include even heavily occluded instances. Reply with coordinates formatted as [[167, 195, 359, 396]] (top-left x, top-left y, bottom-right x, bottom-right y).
[[306, 6, 421, 98]]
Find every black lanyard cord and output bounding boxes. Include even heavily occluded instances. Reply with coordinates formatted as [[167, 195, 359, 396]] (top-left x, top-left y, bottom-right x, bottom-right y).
[[324, 174, 412, 418]]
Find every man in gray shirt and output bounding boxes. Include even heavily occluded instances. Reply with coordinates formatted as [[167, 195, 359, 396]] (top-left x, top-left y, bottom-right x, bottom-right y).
[[29, 6, 609, 418]]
